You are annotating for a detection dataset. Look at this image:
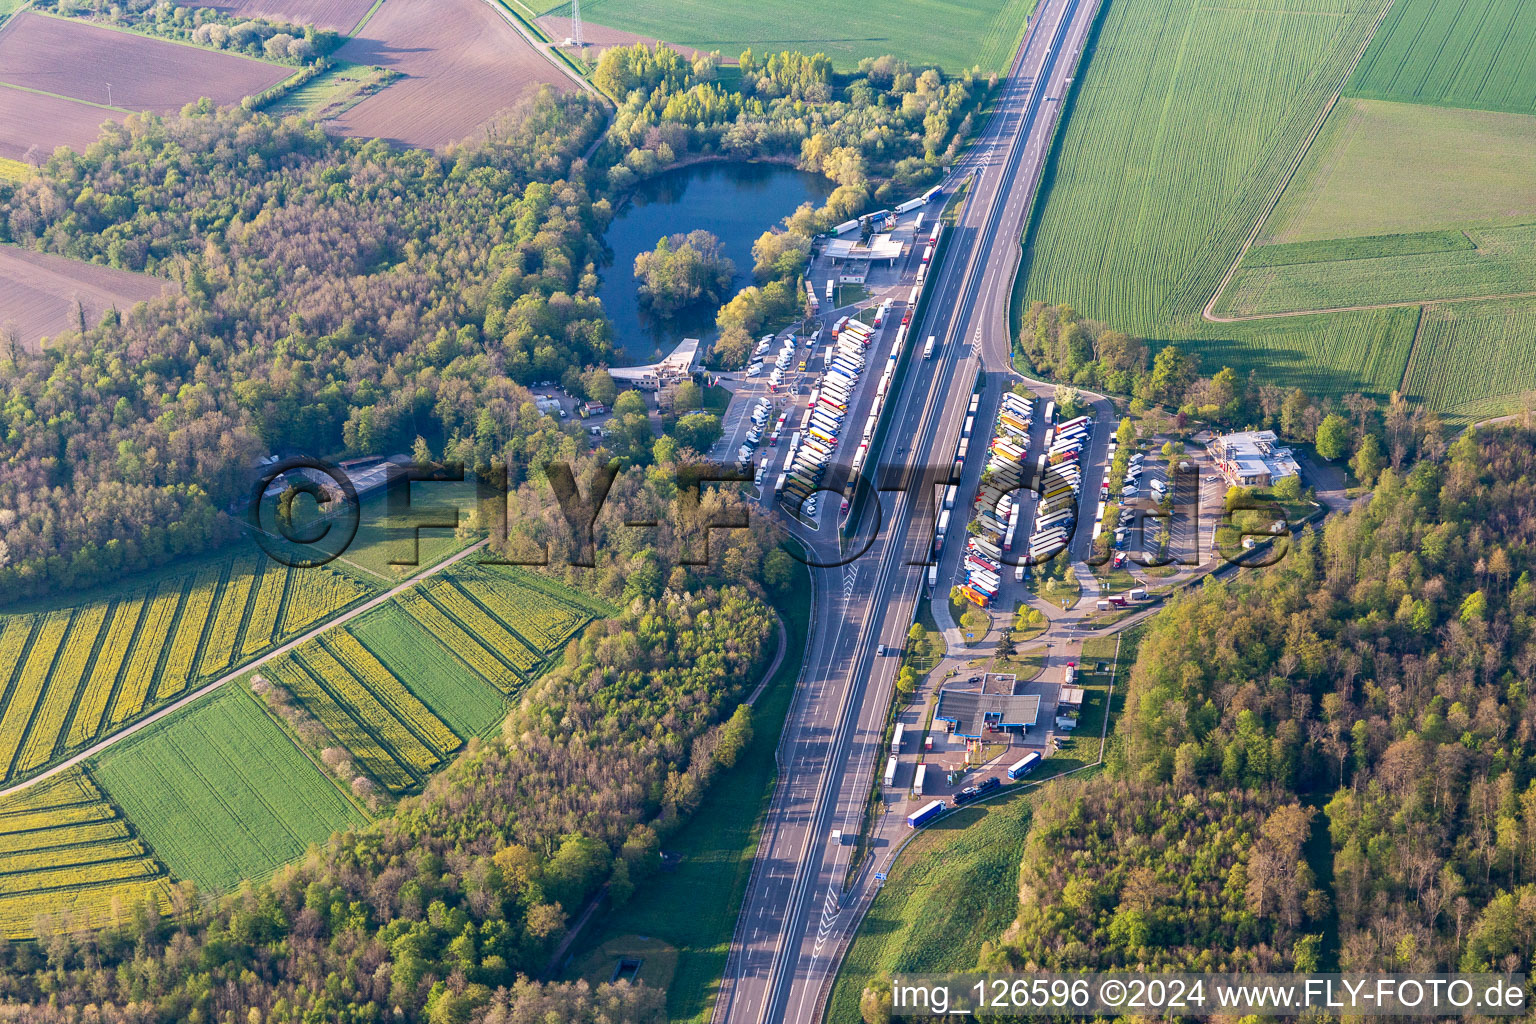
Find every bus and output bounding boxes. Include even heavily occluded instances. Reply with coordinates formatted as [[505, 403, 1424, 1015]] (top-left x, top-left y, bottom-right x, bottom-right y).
[[1007, 752, 1042, 780]]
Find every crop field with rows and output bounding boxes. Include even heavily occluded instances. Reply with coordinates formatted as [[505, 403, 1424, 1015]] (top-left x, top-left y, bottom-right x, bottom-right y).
[[0, 551, 369, 786], [1021, 0, 1391, 335], [0, 767, 172, 938], [1214, 223, 1536, 317], [398, 567, 601, 695], [1186, 307, 1420, 402], [1347, 0, 1536, 114], [263, 566, 603, 788], [261, 629, 463, 795], [92, 687, 367, 893], [1402, 298, 1536, 415]]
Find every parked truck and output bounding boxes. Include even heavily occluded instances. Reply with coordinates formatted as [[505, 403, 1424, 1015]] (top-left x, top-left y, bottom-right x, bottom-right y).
[[1007, 752, 1042, 780], [907, 799, 945, 829]]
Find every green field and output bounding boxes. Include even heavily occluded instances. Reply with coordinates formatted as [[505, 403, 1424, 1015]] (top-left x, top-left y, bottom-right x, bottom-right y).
[[92, 687, 368, 893], [1216, 222, 1536, 316], [1260, 99, 1536, 243], [346, 604, 509, 739], [534, 0, 1038, 72], [825, 787, 1042, 1023], [1347, 0, 1536, 114], [1402, 298, 1536, 413], [1021, 0, 1388, 333], [1013, 0, 1536, 417]]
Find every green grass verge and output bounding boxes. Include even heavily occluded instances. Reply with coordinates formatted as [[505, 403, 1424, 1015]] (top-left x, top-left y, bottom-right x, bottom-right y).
[[568, 557, 811, 1024], [92, 686, 367, 893], [824, 785, 1042, 1023], [266, 61, 398, 120]]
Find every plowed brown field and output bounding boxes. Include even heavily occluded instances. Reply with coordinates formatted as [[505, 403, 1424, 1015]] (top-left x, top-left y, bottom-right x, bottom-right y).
[[209, 0, 376, 33], [329, 0, 571, 151], [0, 85, 108, 161], [0, 247, 176, 351], [0, 13, 289, 112]]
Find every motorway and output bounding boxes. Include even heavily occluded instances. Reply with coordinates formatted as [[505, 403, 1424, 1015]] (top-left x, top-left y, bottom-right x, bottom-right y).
[[711, 0, 1107, 1020]]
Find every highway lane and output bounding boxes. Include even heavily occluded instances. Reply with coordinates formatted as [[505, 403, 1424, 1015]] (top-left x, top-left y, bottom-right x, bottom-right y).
[[713, 0, 1105, 1020]]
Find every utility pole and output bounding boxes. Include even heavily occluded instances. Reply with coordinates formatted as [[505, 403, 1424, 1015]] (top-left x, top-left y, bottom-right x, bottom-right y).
[[106, 83, 112, 106]]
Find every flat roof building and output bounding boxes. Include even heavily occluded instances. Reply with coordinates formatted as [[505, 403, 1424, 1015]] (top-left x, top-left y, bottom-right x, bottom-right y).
[[1209, 430, 1301, 488], [822, 233, 904, 265], [936, 672, 1040, 739]]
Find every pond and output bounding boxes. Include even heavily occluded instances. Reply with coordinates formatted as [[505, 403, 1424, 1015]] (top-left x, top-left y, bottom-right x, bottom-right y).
[[598, 161, 834, 364]]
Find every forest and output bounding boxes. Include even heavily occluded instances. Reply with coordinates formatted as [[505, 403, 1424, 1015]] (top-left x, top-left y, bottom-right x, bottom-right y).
[[964, 424, 1536, 981], [0, 34, 986, 604], [0, 501, 780, 1021], [0, 90, 609, 601], [593, 43, 987, 208]]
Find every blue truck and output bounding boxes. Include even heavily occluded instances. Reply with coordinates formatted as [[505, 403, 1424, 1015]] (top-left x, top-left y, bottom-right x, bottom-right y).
[[906, 799, 945, 829]]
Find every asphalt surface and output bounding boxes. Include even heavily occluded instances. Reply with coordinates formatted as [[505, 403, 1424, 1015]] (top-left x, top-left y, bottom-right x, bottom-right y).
[[711, 0, 1107, 1020]]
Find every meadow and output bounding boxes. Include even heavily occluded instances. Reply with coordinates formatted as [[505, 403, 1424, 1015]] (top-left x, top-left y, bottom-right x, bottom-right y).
[[92, 686, 368, 893], [0, 549, 370, 786], [825, 786, 1042, 1022], [1347, 0, 1536, 114], [532, 0, 1038, 72], [1259, 99, 1536, 244], [0, 767, 173, 938]]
